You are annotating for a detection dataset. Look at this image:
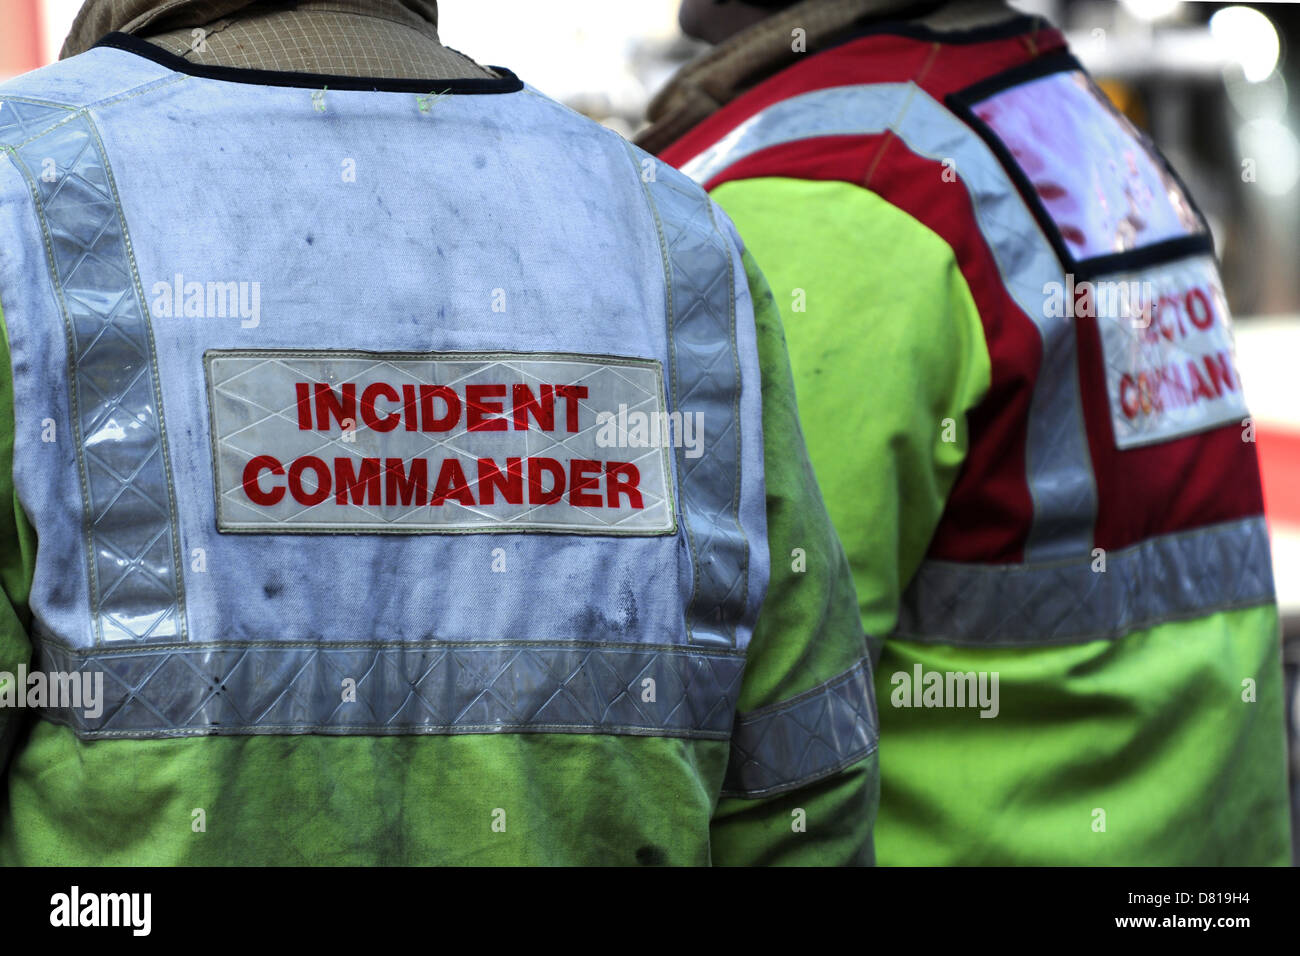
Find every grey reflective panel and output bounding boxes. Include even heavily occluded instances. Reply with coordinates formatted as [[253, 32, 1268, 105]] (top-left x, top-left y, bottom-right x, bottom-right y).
[[34, 635, 746, 739], [0, 98, 74, 144], [0, 103, 187, 645], [679, 83, 1098, 561], [895, 516, 1275, 646], [631, 143, 749, 647], [722, 658, 878, 799]]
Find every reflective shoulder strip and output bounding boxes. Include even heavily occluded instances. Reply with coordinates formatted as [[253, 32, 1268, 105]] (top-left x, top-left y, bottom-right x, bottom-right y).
[[722, 658, 878, 799], [34, 635, 747, 739], [895, 516, 1275, 646], [0, 99, 187, 644], [626, 141, 750, 647], [5, 102, 758, 740], [0, 97, 76, 144], [679, 82, 1097, 563]]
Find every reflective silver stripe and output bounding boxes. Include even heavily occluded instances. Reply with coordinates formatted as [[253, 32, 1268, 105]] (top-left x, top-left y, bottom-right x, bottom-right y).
[[680, 83, 1098, 561], [0, 101, 188, 644], [1, 101, 756, 739], [631, 143, 749, 646], [33, 636, 746, 739], [895, 516, 1276, 646], [0, 97, 75, 144], [722, 658, 878, 798]]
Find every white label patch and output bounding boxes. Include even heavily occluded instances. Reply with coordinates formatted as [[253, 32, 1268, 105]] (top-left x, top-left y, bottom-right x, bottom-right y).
[[205, 350, 675, 534], [973, 70, 1205, 260], [1095, 256, 1250, 449]]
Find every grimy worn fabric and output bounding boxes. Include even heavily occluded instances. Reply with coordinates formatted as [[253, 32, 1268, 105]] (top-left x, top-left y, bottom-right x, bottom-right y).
[[650, 1, 1291, 863], [62, 0, 495, 79], [0, 0, 879, 865]]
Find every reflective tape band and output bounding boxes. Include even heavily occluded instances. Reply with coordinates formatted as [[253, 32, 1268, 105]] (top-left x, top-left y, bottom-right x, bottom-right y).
[[630, 142, 750, 647], [33, 636, 746, 740], [0, 100, 187, 644], [895, 516, 1275, 646], [680, 83, 1098, 561], [0, 97, 75, 145], [722, 657, 878, 799]]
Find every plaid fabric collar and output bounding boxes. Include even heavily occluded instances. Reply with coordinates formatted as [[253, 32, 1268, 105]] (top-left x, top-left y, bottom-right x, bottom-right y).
[[62, 0, 491, 80]]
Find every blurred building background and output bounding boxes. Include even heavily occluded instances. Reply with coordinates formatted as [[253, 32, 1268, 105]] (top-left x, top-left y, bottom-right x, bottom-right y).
[[3, 0, 1298, 856]]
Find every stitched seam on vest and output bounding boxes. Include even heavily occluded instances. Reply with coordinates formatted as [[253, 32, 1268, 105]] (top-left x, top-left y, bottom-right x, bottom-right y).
[[894, 515, 1275, 645], [678, 81, 1099, 562], [630, 148, 749, 647], [202, 347, 679, 535], [0, 104, 188, 646], [86, 115, 190, 642], [622, 139, 704, 642], [0, 75, 186, 117], [722, 744, 879, 800], [30, 633, 752, 656], [0, 95, 77, 110], [0, 113, 103, 649], [85, 74, 188, 113], [897, 596, 1276, 647], [1, 110, 79, 151], [33, 637, 747, 739], [721, 657, 878, 799], [700, 197, 751, 640]]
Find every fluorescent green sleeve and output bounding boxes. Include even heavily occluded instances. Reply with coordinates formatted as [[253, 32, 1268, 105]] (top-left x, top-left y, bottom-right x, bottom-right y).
[[708, 249, 877, 866], [709, 178, 990, 639], [708, 179, 1291, 868], [707, 181, 988, 866], [0, 302, 36, 777], [1, 255, 872, 867]]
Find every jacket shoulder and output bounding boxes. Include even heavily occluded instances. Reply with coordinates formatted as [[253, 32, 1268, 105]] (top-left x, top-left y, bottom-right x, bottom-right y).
[[0, 47, 174, 112]]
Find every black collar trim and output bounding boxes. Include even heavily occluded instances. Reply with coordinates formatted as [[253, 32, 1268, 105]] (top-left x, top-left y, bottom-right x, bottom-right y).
[[93, 32, 523, 94], [946, 51, 1216, 274], [830, 12, 1054, 49]]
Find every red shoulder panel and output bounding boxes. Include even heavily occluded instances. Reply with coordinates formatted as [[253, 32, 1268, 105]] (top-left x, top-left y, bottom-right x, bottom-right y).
[[659, 25, 1066, 175], [664, 23, 1267, 562]]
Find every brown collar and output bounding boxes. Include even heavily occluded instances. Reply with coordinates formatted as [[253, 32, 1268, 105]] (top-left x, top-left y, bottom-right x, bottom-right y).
[[62, 0, 491, 80], [65, 0, 436, 56], [636, 0, 1018, 155]]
